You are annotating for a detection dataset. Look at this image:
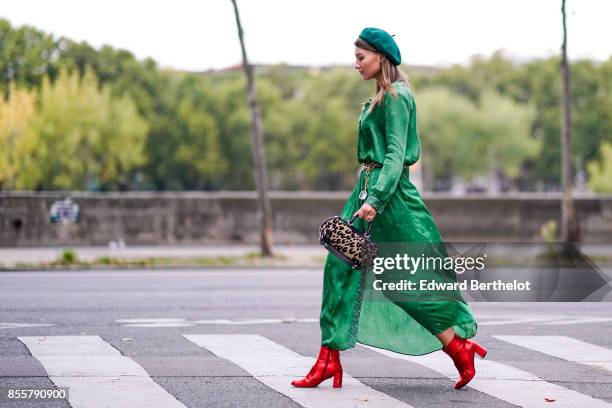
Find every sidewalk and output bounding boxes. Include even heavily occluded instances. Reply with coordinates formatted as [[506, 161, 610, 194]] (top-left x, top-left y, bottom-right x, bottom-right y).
[[2, 243, 611, 269], [0, 244, 328, 269]]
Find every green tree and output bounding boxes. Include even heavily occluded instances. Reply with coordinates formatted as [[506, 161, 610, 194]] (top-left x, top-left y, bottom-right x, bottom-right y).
[[417, 87, 538, 190], [289, 68, 369, 189], [0, 85, 38, 189], [23, 68, 148, 190], [0, 18, 60, 95], [587, 141, 612, 193], [200, 76, 253, 190], [172, 79, 228, 189]]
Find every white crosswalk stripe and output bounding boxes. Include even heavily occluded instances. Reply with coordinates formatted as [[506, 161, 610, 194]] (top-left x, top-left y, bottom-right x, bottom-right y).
[[360, 343, 612, 408], [13, 333, 612, 408], [493, 335, 612, 374], [18, 335, 186, 408], [183, 334, 414, 408]]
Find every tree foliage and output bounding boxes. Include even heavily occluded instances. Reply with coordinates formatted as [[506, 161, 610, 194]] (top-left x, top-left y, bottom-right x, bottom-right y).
[[1, 18, 612, 193]]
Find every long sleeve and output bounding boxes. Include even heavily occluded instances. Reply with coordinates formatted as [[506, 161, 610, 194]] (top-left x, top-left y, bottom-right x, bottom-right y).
[[364, 90, 410, 213]]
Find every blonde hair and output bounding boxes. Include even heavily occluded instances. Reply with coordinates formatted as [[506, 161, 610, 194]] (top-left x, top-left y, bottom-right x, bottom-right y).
[[354, 37, 411, 113]]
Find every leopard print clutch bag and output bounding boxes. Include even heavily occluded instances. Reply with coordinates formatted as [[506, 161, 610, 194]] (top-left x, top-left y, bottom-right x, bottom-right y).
[[319, 213, 378, 270]]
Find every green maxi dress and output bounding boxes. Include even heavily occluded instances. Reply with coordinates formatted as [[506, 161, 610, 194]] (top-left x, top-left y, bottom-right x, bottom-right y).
[[319, 80, 478, 355]]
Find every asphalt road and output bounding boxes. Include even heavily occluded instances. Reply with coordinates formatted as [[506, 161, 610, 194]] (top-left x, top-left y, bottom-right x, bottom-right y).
[[1, 268, 611, 408]]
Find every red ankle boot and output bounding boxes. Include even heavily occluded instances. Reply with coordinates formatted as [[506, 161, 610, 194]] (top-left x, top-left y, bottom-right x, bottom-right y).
[[291, 345, 343, 388], [442, 334, 487, 389]]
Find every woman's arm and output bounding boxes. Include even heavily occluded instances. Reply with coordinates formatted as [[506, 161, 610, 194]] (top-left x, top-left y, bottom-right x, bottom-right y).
[[364, 91, 410, 214]]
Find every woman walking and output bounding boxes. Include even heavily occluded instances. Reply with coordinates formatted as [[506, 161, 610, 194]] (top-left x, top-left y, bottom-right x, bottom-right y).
[[291, 27, 487, 390]]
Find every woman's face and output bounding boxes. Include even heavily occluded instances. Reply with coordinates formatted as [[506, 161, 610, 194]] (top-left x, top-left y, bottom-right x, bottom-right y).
[[355, 46, 382, 80]]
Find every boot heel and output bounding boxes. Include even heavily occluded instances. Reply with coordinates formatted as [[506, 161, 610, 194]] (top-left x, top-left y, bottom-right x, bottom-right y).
[[473, 342, 487, 359], [333, 370, 343, 388]]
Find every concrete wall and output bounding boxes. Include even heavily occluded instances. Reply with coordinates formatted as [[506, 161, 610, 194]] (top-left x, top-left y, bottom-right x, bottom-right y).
[[1, 191, 612, 246]]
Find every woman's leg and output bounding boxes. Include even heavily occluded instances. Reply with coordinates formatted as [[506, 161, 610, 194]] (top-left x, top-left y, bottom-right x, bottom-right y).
[[291, 183, 366, 388], [320, 252, 363, 350], [435, 327, 455, 347]]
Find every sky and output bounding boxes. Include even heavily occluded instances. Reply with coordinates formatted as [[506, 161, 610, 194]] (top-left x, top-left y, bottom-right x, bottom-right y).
[[1, 0, 611, 71]]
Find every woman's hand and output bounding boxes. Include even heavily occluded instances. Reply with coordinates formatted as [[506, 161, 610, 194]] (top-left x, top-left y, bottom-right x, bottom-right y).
[[354, 203, 377, 222]]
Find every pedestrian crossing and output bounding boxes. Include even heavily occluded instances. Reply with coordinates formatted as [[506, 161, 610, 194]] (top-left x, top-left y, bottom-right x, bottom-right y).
[[14, 333, 612, 408], [361, 344, 610, 408], [18, 335, 186, 408], [184, 334, 413, 408]]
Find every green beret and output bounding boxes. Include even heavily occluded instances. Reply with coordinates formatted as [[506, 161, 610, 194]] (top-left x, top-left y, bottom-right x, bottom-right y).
[[358, 27, 401, 66]]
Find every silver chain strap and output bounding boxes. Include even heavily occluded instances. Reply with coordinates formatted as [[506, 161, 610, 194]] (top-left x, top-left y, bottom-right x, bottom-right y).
[[359, 162, 381, 201]]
